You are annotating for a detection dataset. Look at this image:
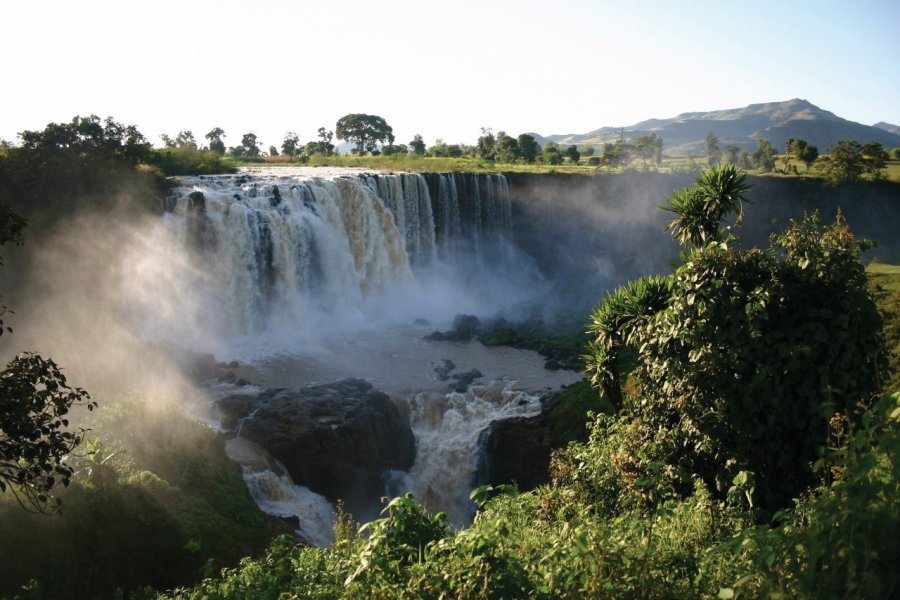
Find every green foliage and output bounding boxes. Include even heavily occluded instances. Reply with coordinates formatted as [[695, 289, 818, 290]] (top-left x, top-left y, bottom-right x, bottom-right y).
[[868, 262, 900, 392], [663, 164, 751, 247], [634, 133, 663, 168], [0, 115, 158, 215], [476, 127, 496, 160], [585, 275, 672, 412], [345, 493, 449, 592], [546, 379, 611, 447], [635, 216, 882, 512], [790, 138, 819, 171], [204, 128, 226, 154], [151, 146, 234, 176], [542, 142, 563, 165], [818, 140, 889, 185], [751, 138, 777, 172], [0, 396, 269, 599], [495, 131, 519, 163], [517, 134, 540, 163], [0, 354, 95, 512], [408, 134, 426, 156]]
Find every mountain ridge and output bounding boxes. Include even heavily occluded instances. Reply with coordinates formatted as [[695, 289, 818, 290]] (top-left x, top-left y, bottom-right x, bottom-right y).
[[532, 99, 900, 156]]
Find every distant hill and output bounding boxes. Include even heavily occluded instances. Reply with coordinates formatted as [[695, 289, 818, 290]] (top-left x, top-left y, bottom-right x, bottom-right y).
[[534, 99, 900, 156], [874, 121, 900, 135]]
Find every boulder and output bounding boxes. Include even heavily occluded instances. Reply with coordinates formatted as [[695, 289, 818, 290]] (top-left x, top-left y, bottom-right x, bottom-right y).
[[220, 379, 416, 521], [431, 359, 456, 381], [449, 368, 483, 393], [474, 392, 561, 491]]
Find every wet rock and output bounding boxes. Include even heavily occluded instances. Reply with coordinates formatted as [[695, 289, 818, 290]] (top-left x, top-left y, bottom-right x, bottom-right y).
[[544, 358, 561, 370], [431, 359, 456, 381], [227, 360, 241, 369], [474, 392, 562, 491], [413, 318, 431, 326], [449, 368, 483, 393], [218, 370, 237, 384], [227, 379, 416, 522], [217, 393, 262, 432], [188, 190, 206, 210]]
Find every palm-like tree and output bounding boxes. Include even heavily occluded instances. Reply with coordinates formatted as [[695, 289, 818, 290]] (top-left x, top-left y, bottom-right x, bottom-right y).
[[585, 276, 672, 413], [664, 165, 751, 247]]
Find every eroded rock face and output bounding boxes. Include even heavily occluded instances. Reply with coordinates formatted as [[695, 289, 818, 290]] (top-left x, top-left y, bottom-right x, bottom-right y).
[[217, 379, 416, 521], [474, 392, 561, 491]]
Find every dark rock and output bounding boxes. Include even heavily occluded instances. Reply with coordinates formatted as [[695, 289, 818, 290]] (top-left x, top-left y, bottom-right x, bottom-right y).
[[271, 185, 282, 207], [425, 314, 482, 341], [235, 379, 416, 521], [218, 370, 237, 384], [227, 360, 241, 369], [413, 318, 431, 326], [449, 368, 483, 393], [474, 392, 562, 491], [236, 378, 251, 387], [216, 393, 262, 432], [188, 191, 206, 210], [544, 358, 561, 370], [431, 359, 456, 381]]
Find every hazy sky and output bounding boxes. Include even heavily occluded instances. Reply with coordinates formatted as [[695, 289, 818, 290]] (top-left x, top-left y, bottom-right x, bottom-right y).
[[2, 0, 898, 149]]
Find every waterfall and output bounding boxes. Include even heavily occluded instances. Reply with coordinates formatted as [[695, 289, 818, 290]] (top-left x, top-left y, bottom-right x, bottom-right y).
[[158, 167, 563, 544], [163, 168, 517, 335]]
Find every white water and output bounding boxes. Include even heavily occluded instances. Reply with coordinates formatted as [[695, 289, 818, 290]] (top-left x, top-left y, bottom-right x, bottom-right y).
[[153, 167, 576, 543]]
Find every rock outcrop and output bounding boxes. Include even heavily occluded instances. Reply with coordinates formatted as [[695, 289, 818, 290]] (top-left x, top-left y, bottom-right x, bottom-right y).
[[217, 379, 416, 520], [474, 392, 561, 491]]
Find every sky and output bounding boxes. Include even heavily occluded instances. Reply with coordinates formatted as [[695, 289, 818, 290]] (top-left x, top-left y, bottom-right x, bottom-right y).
[[2, 0, 898, 150]]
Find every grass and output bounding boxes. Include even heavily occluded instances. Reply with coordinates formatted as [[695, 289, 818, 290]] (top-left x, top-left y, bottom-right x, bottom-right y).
[[868, 261, 900, 391], [226, 154, 900, 182]]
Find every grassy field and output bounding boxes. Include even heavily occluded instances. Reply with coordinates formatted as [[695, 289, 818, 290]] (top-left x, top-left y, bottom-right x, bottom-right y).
[[868, 261, 900, 392], [229, 154, 900, 181]]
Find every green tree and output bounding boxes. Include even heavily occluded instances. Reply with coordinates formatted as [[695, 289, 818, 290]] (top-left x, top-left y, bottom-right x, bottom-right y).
[[818, 140, 867, 184], [542, 142, 563, 165], [240, 133, 260, 157], [860, 141, 889, 178], [495, 131, 519, 163], [663, 164, 751, 247], [476, 128, 496, 160], [790, 138, 819, 171], [281, 132, 300, 158], [517, 134, 540, 163], [335, 114, 394, 155], [564, 144, 581, 165], [634, 134, 663, 168], [704, 131, 721, 167], [752, 138, 777, 172], [174, 131, 196, 149], [316, 127, 335, 156], [205, 128, 226, 155], [409, 134, 426, 156], [587, 166, 885, 511]]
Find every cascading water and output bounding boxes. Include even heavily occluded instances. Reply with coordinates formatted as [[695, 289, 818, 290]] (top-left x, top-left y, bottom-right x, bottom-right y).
[[158, 167, 574, 543]]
